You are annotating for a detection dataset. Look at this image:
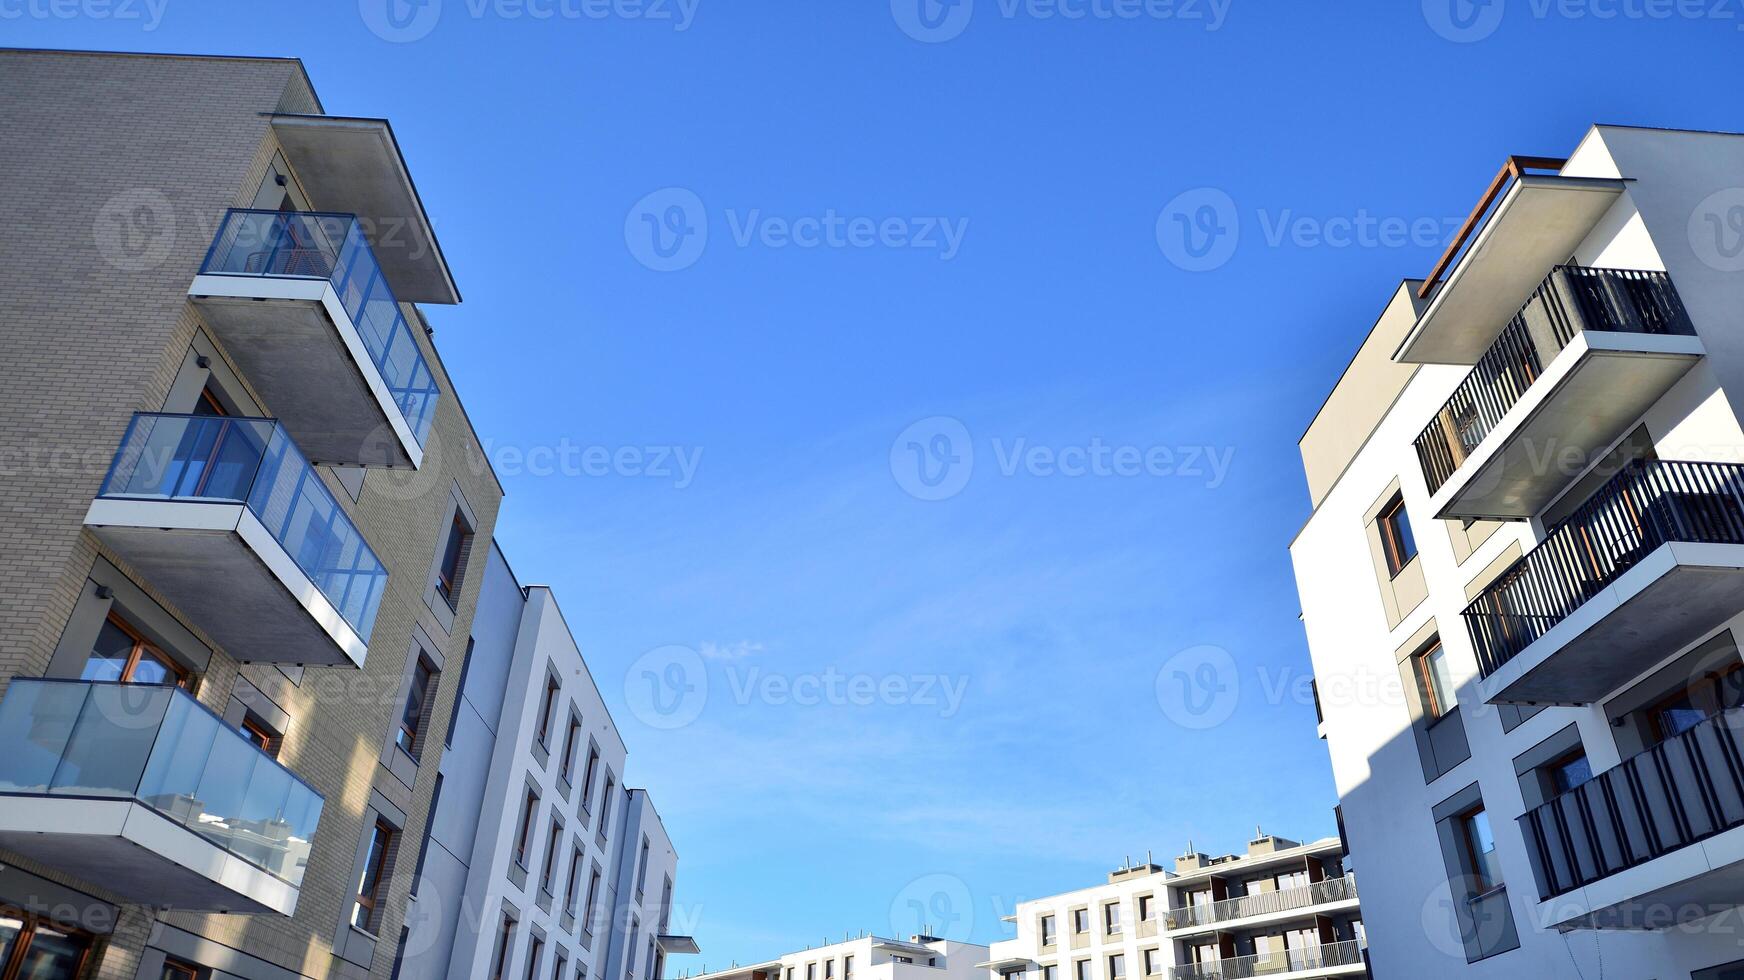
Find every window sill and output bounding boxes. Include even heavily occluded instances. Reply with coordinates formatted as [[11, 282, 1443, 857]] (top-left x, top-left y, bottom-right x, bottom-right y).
[[1467, 883, 1507, 904]]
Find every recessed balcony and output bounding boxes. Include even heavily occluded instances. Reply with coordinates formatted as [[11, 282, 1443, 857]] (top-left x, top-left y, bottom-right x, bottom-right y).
[[1167, 940, 1365, 980], [1468, 459, 1744, 706], [1521, 704, 1744, 930], [1414, 266, 1702, 521], [190, 209, 441, 468], [84, 413, 387, 669], [1163, 876, 1359, 934], [0, 679, 323, 916]]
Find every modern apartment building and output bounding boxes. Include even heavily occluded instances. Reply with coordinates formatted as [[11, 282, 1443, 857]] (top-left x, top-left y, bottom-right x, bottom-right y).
[[985, 834, 1363, 980], [683, 933, 986, 980], [400, 541, 696, 980], [1292, 126, 1744, 978]]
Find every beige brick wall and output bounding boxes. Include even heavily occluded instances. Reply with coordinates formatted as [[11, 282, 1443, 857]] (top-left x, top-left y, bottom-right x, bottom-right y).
[[0, 50, 504, 980]]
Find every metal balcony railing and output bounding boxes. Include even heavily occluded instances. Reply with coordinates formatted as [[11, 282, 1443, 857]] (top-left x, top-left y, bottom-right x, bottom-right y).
[[99, 412, 388, 640], [1521, 704, 1744, 901], [1464, 459, 1744, 678], [1163, 876, 1357, 931], [200, 209, 441, 445], [1168, 940, 1364, 980], [1413, 266, 1693, 496], [0, 678, 324, 886]]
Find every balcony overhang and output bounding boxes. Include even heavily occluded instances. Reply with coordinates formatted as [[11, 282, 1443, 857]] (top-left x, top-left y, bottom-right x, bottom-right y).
[[1396, 175, 1628, 364], [1429, 331, 1704, 521], [1535, 821, 1744, 931], [0, 796, 298, 915], [1480, 541, 1744, 705], [657, 935, 702, 955], [83, 498, 368, 669], [189, 274, 422, 468], [268, 114, 459, 305]]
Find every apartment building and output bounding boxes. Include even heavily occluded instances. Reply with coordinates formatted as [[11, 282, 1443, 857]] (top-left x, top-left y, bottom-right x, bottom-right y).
[[400, 541, 697, 980], [683, 934, 986, 980], [985, 834, 1363, 980], [1292, 126, 1744, 978]]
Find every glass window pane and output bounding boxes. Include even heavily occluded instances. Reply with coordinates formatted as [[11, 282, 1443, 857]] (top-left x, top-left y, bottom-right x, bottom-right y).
[[80, 619, 136, 682], [14, 921, 88, 979]]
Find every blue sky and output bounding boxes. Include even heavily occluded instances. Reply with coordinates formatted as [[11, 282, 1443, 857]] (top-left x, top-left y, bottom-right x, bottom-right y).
[[16, 0, 1744, 968]]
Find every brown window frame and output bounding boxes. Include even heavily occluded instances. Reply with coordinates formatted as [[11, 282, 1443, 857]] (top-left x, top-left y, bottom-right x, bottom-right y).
[[239, 715, 281, 758], [436, 513, 472, 608], [398, 657, 436, 756], [515, 789, 540, 869], [161, 960, 201, 980], [1378, 494, 1417, 576], [0, 905, 95, 980], [90, 612, 190, 688], [1646, 662, 1744, 745], [352, 819, 395, 933], [1413, 639, 1452, 721], [1458, 805, 1501, 893]]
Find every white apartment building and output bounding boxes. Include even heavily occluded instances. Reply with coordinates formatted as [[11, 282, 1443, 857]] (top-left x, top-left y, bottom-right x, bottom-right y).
[[400, 541, 697, 979], [986, 835, 1363, 980], [683, 934, 986, 980], [1292, 125, 1744, 979]]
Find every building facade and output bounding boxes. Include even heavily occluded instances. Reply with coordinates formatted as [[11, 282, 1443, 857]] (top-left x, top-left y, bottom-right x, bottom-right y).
[[1292, 126, 1744, 979], [400, 541, 694, 980], [985, 835, 1362, 980], [684, 934, 986, 980]]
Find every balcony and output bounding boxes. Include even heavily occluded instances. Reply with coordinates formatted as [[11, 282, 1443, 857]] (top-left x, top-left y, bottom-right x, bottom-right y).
[[1469, 459, 1744, 705], [1414, 266, 1701, 521], [1521, 705, 1744, 929], [0, 679, 323, 915], [84, 413, 387, 668], [1168, 941, 1364, 980], [1164, 877, 1358, 933], [190, 209, 441, 468]]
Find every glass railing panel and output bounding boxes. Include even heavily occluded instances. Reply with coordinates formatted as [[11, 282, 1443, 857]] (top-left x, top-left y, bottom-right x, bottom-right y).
[[199, 209, 440, 446], [0, 681, 90, 794], [50, 684, 170, 796]]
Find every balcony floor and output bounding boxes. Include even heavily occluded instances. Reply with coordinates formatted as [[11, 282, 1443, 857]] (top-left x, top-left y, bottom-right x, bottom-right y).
[[0, 796, 297, 915], [1430, 331, 1704, 521], [1480, 541, 1744, 705], [190, 274, 421, 468], [85, 498, 368, 668]]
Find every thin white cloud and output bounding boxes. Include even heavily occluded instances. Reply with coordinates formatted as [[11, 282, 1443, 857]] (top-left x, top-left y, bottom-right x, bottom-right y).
[[699, 640, 765, 661]]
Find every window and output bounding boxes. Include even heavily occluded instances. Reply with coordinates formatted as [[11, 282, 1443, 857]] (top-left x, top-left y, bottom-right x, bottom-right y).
[[1414, 639, 1458, 719], [581, 746, 601, 810], [398, 656, 436, 756], [525, 936, 544, 980], [554, 953, 568, 980], [824, 961, 834, 980], [1040, 914, 1056, 946], [161, 962, 200, 980], [1549, 750, 1593, 795], [566, 848, 585, 914], [0, 909, 93, 980], [636, 837, 651, 897], [239, 715, 280, 757], [1102, 902, 1121, 935], [1460, 807, 1502, 892], [515, 789, 540, 869], [843, 956, 854, 980], [81, 613, 187, 686], [1647, 663, 1744, 744], [806, 965, 816, 980], [194, 384, 228, 416], [537, 675, 561, 749], [436, 512, 473, 609], [1073, 960, 1091, 980], [541, 819, 563, 895], [1042, 966, 1057, 980], [1107, 955, 1124, 980], [352, 819, 395, 932], [1379, 493, 1417, 576], [1136, 895, 1153, 922], [561, 715, 582, 784], [490, 913, 518, 980], [1141, 950, 1160, 977], [600, 775, 616, 839], [625, 923, 640, 980], [584, 868, 602, 936], [1070, 908, 1089, 934]]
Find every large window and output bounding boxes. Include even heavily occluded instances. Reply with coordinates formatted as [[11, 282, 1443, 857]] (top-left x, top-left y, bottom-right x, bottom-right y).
[[1070, 908, 1089, 934], [515, 789, 541, 869], [1039, 914, 1056, 946], [1415, 640, 1458, 719], [398, 656, 436, 755], [0, 909, 92, 980], [1460, 807, 1502, 892], [352, 820, 395, 931], [1107, 955, 1124, 980], [1379, 493, 1417, 576], [436, 513, 473, 609], [81, 613, 187, 687], [1102, 902, 1121, 935]]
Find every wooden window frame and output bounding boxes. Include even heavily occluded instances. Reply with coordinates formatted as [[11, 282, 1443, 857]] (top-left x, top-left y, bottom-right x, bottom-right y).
[[1646, 662, 1744, 744], [398, 657, 435, 756], [0, 906, 94, 980], [1458, 806, 1500, 893], [161, 960, 201, 980], [436, 513, 472, 608], [239, 715, 281, 758], [94, 612, 190, 688], [352, 819, 395, 932], [1378, 494, 1417, 577], [1413, 639, 1450, 721]]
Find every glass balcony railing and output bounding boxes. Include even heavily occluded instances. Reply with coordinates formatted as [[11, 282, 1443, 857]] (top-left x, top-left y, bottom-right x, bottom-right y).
[[1413, 266, 1694, 496], [1521, 704, 1744, 901], [99, 413, 388, 640], [1164, 876, 1357, 931], [0, 678, 324, 887], [1464, 459, 1744, 678], [199, 209, 440, 445], [1168, 940, 1364, 980]]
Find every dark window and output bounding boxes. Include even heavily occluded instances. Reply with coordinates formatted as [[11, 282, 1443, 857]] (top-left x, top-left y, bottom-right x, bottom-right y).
[[161, 960, 201, 980], [515, 790, 540, 868], [490, 913, 517, 980], [600, 775, 615, 839], [352, 820, 395, 931], [436, 514, 472, 608], [584, 868, 602, 936], [239, 716, 280, 757], [1379, 494, 1417, 576], [1459, 807, 1502, 892], [537, 676, 560, 749], [541, 819, 562, 894], [525, 936, 544, 980], [81, 613, 188, 687], [581, 746, 601, 810], [1549, 750, 1593, 795], [554, 953, 568, 980], [0, 909, 95, 980], [194, 385, 228, 417], [1647, 663, 1744, 745], [565, 848, 584, 914], [561, 715, 582, 784], [398, 657, 436, 755]]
